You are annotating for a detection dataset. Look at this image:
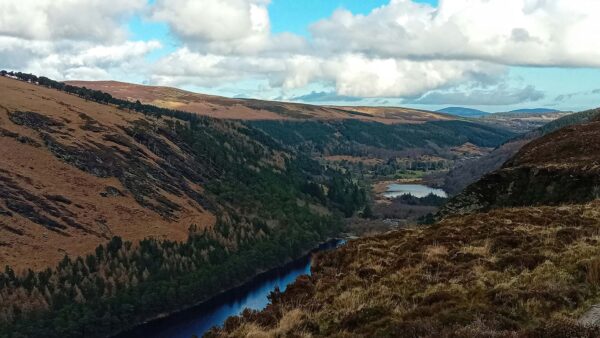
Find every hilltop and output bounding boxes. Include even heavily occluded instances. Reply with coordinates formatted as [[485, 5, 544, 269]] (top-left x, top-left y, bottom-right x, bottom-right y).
[[509, 108, 562, 114], [66, 80, 450, 124]]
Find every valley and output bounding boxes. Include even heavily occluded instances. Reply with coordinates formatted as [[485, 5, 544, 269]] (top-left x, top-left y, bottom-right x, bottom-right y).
[[2, 2, 599, 338], [209, 105, 600, 337], [0, 71, 595, 338], [0, 72, 365, 337]]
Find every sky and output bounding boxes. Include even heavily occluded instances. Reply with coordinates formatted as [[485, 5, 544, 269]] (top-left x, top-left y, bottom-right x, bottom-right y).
[[1, 0, 600, 112]]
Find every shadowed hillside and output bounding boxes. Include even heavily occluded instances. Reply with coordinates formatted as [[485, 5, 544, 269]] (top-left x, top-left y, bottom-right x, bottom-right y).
[[66, 81, 517, 162]]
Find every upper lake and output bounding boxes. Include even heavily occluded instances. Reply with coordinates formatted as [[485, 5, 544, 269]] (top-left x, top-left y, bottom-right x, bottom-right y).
[[384, 183, 448, 199]]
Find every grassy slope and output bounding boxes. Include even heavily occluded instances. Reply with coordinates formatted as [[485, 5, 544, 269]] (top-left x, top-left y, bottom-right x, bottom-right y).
[[209, 202, 600, 337]]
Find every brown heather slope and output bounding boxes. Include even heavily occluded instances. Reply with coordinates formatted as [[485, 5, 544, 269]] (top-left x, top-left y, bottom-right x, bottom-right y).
[[209, 113, 600, 337], [65, 80, 452, 124], [210, 203, 600, 337], [0, 76, 216, 270]]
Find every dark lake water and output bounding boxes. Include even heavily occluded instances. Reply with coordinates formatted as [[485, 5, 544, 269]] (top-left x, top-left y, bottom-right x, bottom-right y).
[[115, 240, 343, 338], [384, 183, 448, 199]]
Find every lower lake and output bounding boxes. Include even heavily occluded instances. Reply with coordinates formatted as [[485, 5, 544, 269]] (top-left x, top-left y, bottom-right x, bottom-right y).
[[383, 183, 448, 199], [114, 240, 343, 338]]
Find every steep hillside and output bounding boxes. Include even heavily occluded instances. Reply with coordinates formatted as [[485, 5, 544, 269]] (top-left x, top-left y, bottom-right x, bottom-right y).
[[0, 76, 215, 269], [442, 108, 599, 195], [0, 72, 368, 337], [66, 80, 450, 124], [67, 81, 517, 163], [210, 108, 600, 337], [441, 110, 600, 216], [248, 119, 515, 159], [442, 110, 600, 214]]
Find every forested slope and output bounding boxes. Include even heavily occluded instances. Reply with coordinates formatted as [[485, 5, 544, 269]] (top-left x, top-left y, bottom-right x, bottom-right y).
[[0, 72, 366, 337], [248, 119, 515, 158]]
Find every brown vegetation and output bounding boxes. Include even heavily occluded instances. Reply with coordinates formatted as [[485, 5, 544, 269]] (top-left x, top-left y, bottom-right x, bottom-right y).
[[209, 202, 600, 337], [65, 80, 453, 124], [0, 76, 217, 270]]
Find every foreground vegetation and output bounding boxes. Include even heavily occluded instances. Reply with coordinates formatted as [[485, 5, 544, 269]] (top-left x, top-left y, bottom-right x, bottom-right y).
[[210, 202, 600, 337]]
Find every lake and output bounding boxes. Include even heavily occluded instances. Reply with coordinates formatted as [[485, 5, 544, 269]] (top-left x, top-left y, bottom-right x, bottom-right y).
[[383, 183, 447, 199], [115, 240, 343, 338]]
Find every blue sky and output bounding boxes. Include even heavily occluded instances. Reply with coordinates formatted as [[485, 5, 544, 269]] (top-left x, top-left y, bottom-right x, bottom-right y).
[[269, 0, 404, 35], [2, 0, 599, 113]]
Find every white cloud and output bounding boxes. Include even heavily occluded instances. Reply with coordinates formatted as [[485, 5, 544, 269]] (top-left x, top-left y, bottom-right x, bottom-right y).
[[0, 0, 160, 82], [149, 0, 302, 55], [411, 85, 545, 105], [319, 55, 504, 98], [2, 38, 162, 80], [150, 0, 262, 41], [4, 0, 598, 105], [0, 0, 145, 42], [149, 0, 562, 99], [150, 47, 289, 87], [150, 49, 505, 98], [310, 0, 600, 67]]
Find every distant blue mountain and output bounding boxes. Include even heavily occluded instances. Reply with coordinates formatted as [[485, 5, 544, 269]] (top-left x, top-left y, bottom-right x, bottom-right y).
[[437, 107, 490, 118], [506, 108, 561, 114]]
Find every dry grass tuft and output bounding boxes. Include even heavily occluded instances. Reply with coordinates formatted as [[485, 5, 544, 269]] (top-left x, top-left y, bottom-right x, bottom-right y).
[[585, 257, 600, 287]]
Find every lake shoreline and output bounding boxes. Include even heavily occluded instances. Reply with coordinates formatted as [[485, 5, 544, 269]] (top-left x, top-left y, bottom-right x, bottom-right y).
[[111, 238, 344, 338], [372, 178, 424, 195]]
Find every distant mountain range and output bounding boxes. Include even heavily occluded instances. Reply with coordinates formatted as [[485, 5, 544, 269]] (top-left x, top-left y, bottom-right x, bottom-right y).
[[437, 107, 489, 117], [506, 108, 562, 114], [438, 106, 562, 118]]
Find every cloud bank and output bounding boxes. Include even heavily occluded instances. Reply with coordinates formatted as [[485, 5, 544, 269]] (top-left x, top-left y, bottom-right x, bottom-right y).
[[2, 0, 600, 105]]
